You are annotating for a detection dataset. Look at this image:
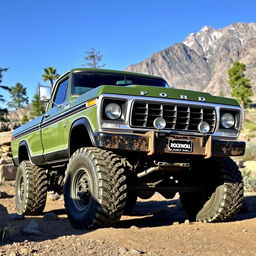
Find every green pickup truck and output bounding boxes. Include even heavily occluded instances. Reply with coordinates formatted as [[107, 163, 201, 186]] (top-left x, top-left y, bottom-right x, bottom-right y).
[[11, 68, 245, 229]]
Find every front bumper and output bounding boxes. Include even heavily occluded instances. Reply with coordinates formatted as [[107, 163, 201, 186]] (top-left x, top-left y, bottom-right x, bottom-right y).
[[94, 131, 245, 158]]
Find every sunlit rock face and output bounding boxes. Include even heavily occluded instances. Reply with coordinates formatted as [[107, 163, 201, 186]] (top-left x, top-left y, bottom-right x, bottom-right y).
[[127, 23, 256, 97]]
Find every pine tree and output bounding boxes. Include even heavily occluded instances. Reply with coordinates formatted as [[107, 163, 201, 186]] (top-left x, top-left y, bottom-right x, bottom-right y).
[[30, 93, 46, 118], [0, 68, 9, 102], [0, 68, 8, 84], [83, 47, 105, 68], [0, 108, 8, 122], [8, 83, 29, 109], [0, 68, 9, 122], [228, 62, 253, 108]]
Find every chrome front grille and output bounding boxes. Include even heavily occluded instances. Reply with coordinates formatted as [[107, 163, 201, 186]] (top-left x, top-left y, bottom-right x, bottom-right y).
[[131, 101, 216, 132]]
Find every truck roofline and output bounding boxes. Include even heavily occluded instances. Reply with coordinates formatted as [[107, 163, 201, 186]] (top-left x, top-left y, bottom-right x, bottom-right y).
[[70, 68, 164, 80], [51, 68, 165, 93]]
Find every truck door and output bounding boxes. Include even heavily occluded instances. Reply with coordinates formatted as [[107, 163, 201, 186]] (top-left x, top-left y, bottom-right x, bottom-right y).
[[41, 76, 70, 163]]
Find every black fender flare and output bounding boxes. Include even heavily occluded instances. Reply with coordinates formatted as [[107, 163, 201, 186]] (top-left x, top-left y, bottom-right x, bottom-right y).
[[68, 117, 96, 156], [18, 140, 33, 164]]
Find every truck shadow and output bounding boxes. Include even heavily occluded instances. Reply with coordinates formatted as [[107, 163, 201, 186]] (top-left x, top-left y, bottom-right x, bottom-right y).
[[117, 198, 189, 228], [118, 195, 256, 228], [233, 195, 256, 221], [3, 195, 256, 245]]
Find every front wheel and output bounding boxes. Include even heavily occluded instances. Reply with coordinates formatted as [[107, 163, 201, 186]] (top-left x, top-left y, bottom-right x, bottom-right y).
[[64, 147, 127, 229], [180, 157, 244, 222]]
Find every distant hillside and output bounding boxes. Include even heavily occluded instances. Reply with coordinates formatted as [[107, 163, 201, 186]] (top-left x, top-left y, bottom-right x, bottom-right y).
[[126, 22, 256, 97], [8, 106, 30, 123]]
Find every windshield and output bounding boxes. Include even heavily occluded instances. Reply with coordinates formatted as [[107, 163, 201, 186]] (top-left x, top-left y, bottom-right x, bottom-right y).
[[72, 72, 169, 95]]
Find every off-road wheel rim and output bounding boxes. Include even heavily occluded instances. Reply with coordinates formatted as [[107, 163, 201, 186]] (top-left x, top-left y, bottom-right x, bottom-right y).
[[17, 175, 25, 203], [72, 168, 92, 212]]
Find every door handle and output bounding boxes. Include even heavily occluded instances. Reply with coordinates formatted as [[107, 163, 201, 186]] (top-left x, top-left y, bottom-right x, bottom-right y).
[[64, 102, 70, 109], [44, 114, 50, 118]]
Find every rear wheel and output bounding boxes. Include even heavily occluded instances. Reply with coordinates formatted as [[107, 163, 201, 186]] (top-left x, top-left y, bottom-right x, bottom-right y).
[[64, 147, 127, 229], [15, 161, 48, 215], [180, 157, 243, 222]]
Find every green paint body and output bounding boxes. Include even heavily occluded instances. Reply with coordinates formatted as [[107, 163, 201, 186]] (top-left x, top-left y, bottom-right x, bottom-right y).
[[11, 68, 240, 161]]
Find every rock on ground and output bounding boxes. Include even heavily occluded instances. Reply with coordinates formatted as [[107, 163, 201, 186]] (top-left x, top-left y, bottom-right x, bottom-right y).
[[22, 220, 42, 236], [0, 164, 17, 182]]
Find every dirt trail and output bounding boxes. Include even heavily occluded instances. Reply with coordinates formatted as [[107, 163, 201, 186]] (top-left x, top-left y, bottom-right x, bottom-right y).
[[1, 181, 256, 256]]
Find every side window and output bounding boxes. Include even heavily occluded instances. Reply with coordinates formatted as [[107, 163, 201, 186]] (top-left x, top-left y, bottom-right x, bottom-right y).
[[52, 79, 69, 107]]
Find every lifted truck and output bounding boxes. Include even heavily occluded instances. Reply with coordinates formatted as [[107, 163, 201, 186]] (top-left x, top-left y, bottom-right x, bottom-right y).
[[11, 68, 245, 229]]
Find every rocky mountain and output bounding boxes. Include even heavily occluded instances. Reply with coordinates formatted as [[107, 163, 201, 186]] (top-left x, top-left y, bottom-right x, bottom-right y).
[[8, 106, 30, 123], [126, 23, 256, 97]]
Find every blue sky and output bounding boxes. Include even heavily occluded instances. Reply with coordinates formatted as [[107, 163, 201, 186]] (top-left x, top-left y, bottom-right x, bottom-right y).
[[0, 0, 256, 107]]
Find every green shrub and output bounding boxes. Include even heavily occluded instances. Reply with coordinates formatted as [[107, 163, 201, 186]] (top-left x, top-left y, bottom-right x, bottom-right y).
[[243, 120, 256, 132], [243, 176, 256, 192], [242, 168, 252, 178], [241, 168, 256, 192]]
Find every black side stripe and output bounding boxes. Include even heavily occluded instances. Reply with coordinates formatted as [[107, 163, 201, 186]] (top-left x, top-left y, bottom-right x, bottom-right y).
[[41, 103, 86, 129], [13, 125, 40, 140], [14, 103, 87, 139]]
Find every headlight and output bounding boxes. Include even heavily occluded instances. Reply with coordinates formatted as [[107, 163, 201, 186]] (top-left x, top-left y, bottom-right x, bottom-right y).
[[221, 113, 235, 128], [105, 103, 122, 120]]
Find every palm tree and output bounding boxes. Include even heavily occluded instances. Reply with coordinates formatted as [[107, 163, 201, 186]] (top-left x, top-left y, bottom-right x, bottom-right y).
[[42, 67, 60, 88]]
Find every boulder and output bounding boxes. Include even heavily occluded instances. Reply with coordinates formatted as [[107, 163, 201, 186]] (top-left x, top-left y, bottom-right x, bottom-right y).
[[9, 122, 20, 130], [0, 123, 8, 132], [0, 131, 12, 146], [0, 122, 20, 132], [0, 164, 17, 181], [0, 145, 11, 154], [0, 158, 13, 165]]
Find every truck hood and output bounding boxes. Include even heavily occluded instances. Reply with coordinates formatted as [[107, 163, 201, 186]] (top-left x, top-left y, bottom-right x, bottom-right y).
[[13, 84, 240, 138], [76, 84, 240, 106]]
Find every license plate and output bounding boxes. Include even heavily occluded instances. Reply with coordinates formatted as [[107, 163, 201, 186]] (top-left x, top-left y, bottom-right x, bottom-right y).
[[168, 139, 193, 152]]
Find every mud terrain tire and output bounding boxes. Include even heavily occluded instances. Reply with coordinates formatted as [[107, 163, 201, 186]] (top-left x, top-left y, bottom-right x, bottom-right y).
[[64, 147, 127, 229], [15, 161, 48, 215], [180, 157, 243, 222]]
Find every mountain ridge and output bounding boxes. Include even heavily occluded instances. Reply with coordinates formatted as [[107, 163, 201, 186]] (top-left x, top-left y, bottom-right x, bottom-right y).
[[126, 22, 256, 98]]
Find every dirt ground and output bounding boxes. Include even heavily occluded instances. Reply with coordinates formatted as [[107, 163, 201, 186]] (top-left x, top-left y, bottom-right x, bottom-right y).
[[1, 181, 256, 256]]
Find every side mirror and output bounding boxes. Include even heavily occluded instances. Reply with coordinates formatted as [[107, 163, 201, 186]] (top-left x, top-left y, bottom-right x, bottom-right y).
[[39, 86, 51, 102]]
